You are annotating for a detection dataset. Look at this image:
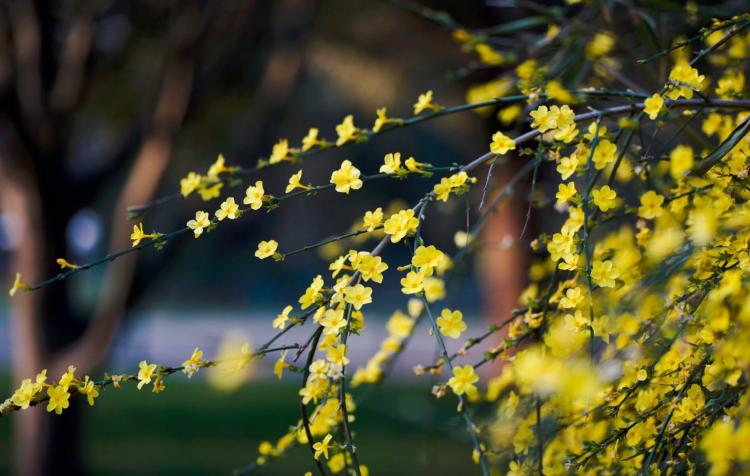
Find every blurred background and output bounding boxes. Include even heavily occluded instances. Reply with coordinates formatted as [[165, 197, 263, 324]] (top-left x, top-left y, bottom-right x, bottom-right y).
[[0, 1, 526, 474]]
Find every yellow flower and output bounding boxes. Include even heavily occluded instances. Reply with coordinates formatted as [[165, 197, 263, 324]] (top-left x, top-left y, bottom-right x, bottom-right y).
[[215, 197, 239, 221], [644, 94, 664, 120], [586, 32, 614, 59], [301, 128, 322, 152], [313, 433, 334, 460], [454, 230, 472, 248], [475, 43, 503, 65], [180, 171, 202, 197], [436, 308, 466, 339], [197, 182, 223, 201], [78, 376, 99, 406], [433, 171, 473, 202], [498, 104, 522, 125], [269, 139, 291, 164], [299, 275, 324, 309], [11, 379, 38, 409], [433, 177, 453, 202], [383, 209, 419, 243], [490, 131, 516, 155], [152, 377, 165, 394], [404, 157, 430, 174], [335, 115, 359, 146], [320, 308, 346, 336], [59, 365, 76, 389], [591, 185, 618, 212], [274, 351, 289, 380], [666, 63, 705, 99], [379, 152, 403, 175], [555, 182, 577, 205], [329, 256, 348, 278], [530, 105, 559, 132], [362, 208, 384, 232], [255, 240, 279, 260], [412, 245, 444, 274], [423, 276, 445, 303], [592, 139, 617, 170], [715, 70, 745, 98], [285, 170, 311, 194], [400, 270, 426, 295], [56, 258, 79, 270], [326, 344, 350, 367], [8, 272, 29, 297], [702, 112, 724, 137], [559, 286, 584, 309], [330, 160, 363, 194], [354, 254, 388, 283], [670, 144, 694, 180], [555, 105, 575, 129], [273, 305, 294, 330], [344, 284, 372, 310], [181, 348, 204, 378], [516, 58, 537, 81], [546, 80, 574, 104], [638, 191, 665, 219], [243, 181, 266, 210], [413, 90, 439, 115], [137, 360, 157, 390], [207, 154, 231, 178], [186, 211, 211, 238], [591, 260, 619, 288], [556, 155, 579, 180], [373, 107, 400, 132], [130, 223, 159, 247], [554, 123, 578, 143], [448, 365, 478, 395], [46, 385, 70, 415]]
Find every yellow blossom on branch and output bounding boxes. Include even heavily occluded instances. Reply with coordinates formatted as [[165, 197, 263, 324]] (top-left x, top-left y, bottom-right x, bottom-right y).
[[285, 170, 311, 193], [56, 258, 79, 270], [362, 208, 384, 232], [137, 361, 157, 390], [448, 365, 478, 396], [644, 93, 664, 120], [383, 209, 419, 243], [313, 433, 334, 460], [591, 185, 618, 212], [269, 139, 292, 164], [243, 181, 266, 210], [215, 197, 240, 221], [181, 348, 204, 378], [413, 90, 442, 115], [180, 171, 202, 197], [130, 223, 160, 247], [335, 115, 359, 146], [46, 385, 70, 415], [490, 131, 516, 155], [255, 240, 279, 260], [379, 152, 404, 175], [330, 160, 363, 194], [186, 211, 211, 238], [436, 309, 466, 339]]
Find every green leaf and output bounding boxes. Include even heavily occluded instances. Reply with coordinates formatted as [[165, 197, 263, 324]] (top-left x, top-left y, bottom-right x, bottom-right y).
[[692, 116, 750, 176], [483, 16, 548, 36]]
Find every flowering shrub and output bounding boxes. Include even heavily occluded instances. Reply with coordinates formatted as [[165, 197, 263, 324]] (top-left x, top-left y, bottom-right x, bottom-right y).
[[5, 2, 750, 475]]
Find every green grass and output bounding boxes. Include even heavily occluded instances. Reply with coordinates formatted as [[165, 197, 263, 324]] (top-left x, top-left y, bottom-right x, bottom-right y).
[[0, 377, 474, 475]]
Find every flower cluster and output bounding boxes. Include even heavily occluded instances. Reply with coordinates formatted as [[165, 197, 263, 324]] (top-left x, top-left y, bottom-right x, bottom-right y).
[[7, 7, 750, 476]]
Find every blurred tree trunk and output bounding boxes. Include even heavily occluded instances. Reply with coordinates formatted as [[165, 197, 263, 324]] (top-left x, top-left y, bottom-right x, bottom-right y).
[[0, 1, 315, 473], [478, 165, 527, 366], [0, 3, 201, 474]]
